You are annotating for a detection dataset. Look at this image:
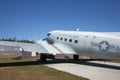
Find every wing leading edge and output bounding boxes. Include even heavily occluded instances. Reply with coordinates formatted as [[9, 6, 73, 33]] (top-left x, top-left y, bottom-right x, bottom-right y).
[[0, 41, 48, 53], [38, 40, 77, 55]]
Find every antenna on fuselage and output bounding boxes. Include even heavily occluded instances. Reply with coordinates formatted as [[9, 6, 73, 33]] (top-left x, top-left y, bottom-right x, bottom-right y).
[[76, 28, 80, 31]]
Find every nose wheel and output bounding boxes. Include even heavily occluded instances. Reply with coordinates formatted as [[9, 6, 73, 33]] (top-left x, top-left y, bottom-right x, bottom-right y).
[[40, 54, 47, 61], [40, 53, 55, 62], [73, 55, 79, 60]]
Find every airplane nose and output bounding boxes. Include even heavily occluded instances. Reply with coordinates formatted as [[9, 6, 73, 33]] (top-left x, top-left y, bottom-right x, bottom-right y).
[[45, 32, 54, 44], [46, 37, 54, 44]]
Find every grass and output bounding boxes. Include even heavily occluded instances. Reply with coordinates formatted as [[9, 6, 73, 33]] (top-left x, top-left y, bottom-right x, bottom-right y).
[[12, 56, 22, 60], [0, 59, 89, 80]]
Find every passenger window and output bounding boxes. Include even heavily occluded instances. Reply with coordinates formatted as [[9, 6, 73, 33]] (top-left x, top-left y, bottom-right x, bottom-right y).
[[75, 40, 78, 43], [61, 38, 63, 40], [69, 39, 72, 42], [65, 38, 67, 41]]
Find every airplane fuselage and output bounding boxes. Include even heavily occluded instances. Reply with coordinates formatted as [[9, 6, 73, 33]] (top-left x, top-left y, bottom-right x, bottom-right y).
[[47, 30, 120, 60]]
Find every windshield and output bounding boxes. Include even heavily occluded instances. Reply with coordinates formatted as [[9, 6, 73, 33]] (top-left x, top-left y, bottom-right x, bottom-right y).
[[47, 33, 51, 36]]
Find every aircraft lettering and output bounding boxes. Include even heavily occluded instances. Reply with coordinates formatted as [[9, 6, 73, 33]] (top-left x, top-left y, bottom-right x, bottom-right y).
[[90, 41, 119, 52], [90, 42, 99, 47], [110, 45, 115, 50], [58, 33, 79, 38]]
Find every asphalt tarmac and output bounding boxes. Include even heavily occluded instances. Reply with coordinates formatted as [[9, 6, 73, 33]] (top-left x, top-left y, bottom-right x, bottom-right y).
[[45, 60, 120, 80]]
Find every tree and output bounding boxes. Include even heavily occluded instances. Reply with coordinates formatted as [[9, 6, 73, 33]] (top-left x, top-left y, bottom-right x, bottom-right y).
[[0, 37, 35, 43]]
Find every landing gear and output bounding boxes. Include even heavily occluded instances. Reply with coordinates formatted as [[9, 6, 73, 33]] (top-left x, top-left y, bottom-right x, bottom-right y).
[[40, 54, 47, 61], [73, 55, 79, 60], [40, 53, 55, 62]]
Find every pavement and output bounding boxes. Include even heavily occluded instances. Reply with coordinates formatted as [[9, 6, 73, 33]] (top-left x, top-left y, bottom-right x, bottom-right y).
[[45, 60, 120, 80]]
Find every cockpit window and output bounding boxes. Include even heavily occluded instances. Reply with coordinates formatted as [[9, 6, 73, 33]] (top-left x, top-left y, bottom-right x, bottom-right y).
[[47, 33, 51, 36]]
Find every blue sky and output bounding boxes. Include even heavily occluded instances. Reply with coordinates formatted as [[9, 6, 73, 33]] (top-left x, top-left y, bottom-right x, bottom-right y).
[[0, 0, 120, 41]]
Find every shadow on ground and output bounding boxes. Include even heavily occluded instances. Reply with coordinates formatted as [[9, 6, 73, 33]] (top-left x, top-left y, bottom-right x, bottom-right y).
[[0, 59, 120, 70]]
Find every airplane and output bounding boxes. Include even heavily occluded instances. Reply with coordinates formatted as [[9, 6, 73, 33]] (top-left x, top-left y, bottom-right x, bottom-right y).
[[0, 30, 120, 61]]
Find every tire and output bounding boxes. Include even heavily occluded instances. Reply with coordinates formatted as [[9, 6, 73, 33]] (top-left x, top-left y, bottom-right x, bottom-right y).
[[73, 55, 79, 60], [40, 54, 47, 61]]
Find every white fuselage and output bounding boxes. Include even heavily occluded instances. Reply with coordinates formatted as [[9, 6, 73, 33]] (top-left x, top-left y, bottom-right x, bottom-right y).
[[47, 30, 120, 60]]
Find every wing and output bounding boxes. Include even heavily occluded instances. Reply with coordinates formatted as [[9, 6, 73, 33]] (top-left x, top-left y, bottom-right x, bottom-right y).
[[0, 40, 77, 55], [0, 41, 48, 53], [53, 42, 77, 54], [38, 40, 77, 55]]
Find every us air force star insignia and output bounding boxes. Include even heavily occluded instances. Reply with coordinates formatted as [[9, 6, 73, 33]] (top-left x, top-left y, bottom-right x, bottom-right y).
[[99, 41, 110, 52]]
